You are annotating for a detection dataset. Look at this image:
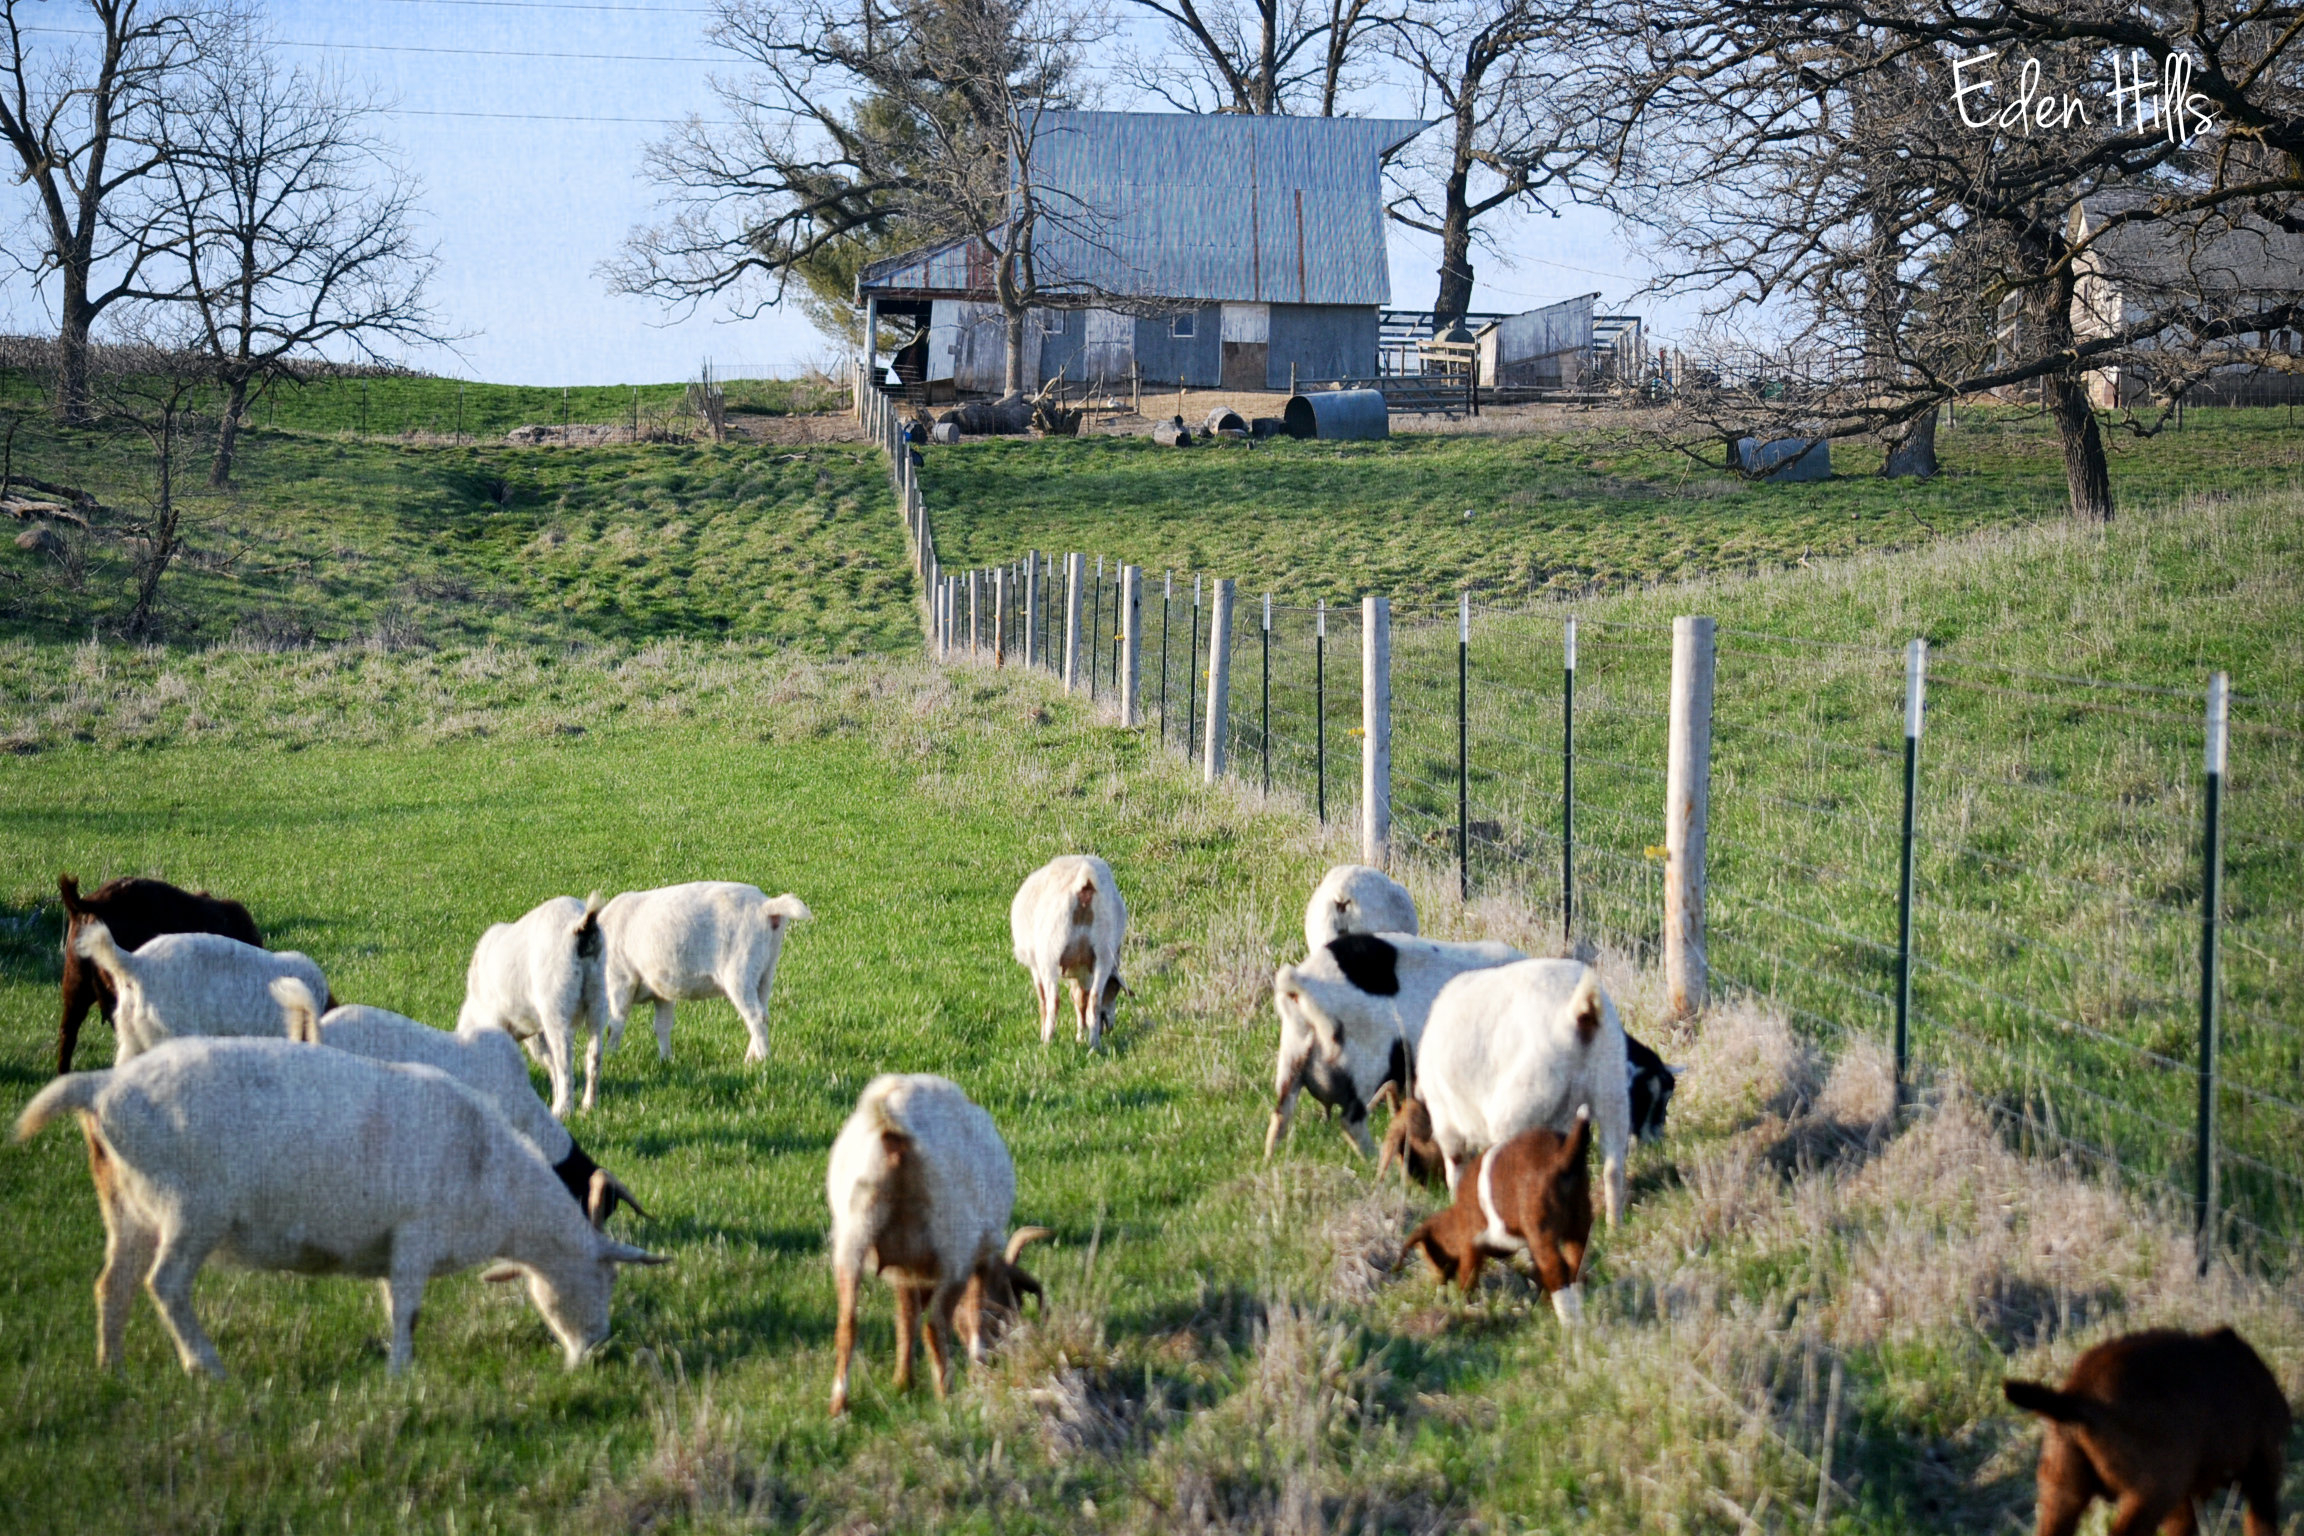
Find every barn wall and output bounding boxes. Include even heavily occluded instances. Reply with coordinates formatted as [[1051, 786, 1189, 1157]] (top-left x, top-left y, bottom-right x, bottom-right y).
[[1266, 304, 1377, 388], [1131, 306, 1222, 386]]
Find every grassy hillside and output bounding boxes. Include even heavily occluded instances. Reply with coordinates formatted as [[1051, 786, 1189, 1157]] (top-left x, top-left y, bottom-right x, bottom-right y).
[[3, 655, 2297, 1535], [921, 406, 2304, 604], [0, 419, 915, 653]]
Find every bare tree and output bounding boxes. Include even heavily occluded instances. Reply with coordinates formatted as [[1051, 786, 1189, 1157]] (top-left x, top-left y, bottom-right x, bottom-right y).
[[85, 318, 218, 638], [0, 0, 222, 423], [1118, 0, 1393, 115], [606, 0, 1099, 401], [1381, 0, 1615, 327], [1602, 0, 2303, 521], [153, 34, 442, 485]]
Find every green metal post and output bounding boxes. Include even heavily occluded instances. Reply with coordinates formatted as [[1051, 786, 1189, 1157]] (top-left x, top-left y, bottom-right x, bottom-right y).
[[1895, 638, 1926, 1108], [2196, 672, 2228, 1272]]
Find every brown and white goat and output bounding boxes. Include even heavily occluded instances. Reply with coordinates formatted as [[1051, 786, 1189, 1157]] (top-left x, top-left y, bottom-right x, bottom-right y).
[[1400, 1110, 1593, 1322], [55, 873, 264, 1073], [2003, 1326, 2289, 1536]]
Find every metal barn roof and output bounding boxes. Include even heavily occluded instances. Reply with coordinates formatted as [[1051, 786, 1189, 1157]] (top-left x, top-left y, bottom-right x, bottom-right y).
[[859, 111, 1427, 307]]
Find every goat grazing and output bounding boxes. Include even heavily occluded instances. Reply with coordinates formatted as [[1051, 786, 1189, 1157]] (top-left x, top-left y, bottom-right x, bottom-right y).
[[1401, 1111, 1594, 1322], [13, 1035, 668, 1376], [1416, 959, 1633, 1224], [71, 921, 327, 1064], [2004, 1326, 2289, 1536], [597, 882, 813, 1077], [1268, 932, 1522, 1158], [1303, 864, 1418, 952], [826, 1073, 1048, 1415], [458, 894, 605, 1118], [55, 873, 264, 1073], [283, 988, 646, 1227], [1010, 855, 1126, 1049]]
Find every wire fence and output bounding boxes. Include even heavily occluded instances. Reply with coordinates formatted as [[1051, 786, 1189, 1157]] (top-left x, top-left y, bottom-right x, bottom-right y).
[[857, 381, 2304, 1268]]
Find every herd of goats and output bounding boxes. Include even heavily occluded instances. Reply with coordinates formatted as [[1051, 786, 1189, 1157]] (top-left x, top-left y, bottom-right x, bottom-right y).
[[12, 859, 2293, 1532]]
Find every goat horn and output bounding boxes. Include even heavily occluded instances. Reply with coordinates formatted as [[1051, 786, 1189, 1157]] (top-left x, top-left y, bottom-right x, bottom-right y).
[[588, 1168, 653, 1228], [1005, 1226, 1053, 1263]]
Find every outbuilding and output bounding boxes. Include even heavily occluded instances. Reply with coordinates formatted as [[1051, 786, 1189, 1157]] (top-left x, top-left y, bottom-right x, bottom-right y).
[[859, 111, 1428, 399]]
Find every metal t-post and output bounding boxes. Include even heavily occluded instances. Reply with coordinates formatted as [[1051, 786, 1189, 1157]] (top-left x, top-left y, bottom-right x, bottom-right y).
[[1563, 616, 1576, 939], [1160, 572, 1172, 744], [1261, 593, 1272, 796], [1457, 593, 1470, 903], [1362, 595, 1390, 867], [1894, 638, 1926, 1106], [2196, 672, 2229, 1272], [1188, 575, 1202, 758], [1315, 599, 1327, 824]]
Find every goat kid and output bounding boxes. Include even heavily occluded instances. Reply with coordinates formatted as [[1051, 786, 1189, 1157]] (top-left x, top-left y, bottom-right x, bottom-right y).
[[2004, 1326, 2289, 1536], [1402, 1110, 1594, 1323]]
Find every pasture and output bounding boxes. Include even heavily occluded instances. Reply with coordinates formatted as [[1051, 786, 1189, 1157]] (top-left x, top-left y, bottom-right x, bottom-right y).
[[3, 407, 2301, 1532]]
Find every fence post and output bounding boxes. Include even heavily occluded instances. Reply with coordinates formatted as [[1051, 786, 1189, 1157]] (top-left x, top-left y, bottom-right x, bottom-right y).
[[1315, 599, 1327, 824], [1089, 557, 1104, 702], [1562, 615, 1576, 939], [2196, 671, 2228, 1272], [1204, 579, 1235, 781], [969, 570, 982, 657], [995, 567, 1009, 667], [1362, 595, 1391, 867], [1664, 615, 1716, 1019], [1458, 592, 1470, 903], [1023, 552, 1040, 669], [1160, 572, 1172, 743], [1894, 638, 1926, 1107], [1188, 575, 1202, 759], [1063, 553, 1084, 693], [1121, 566, 1142, 725], [1261, 593, 1272, 796]]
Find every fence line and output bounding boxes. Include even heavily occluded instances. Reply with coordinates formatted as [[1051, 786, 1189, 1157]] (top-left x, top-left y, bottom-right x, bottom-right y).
[[856, 374, 2303, 1269]]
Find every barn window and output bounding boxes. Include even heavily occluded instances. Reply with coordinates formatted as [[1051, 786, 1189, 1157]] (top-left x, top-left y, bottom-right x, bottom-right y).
[[1040, 310, 1066, 335], [1171, 311, 1196, 338]]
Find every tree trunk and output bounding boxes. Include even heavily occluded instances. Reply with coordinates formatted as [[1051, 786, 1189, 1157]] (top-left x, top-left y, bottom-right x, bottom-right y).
[[1002, 305, 1028, 402], [57, 304, 93, 427], [210, 377, 249, 487], [1432, 105, 1480, 328], [127, 412, 178, 640], [1882, 406, 1938, 479], [2047, 375, 2114, 521]]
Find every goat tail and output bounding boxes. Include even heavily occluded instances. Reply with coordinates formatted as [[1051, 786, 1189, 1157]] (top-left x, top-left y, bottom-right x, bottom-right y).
[[574, 892, 605, 961], [2002, 1379, 2093, 1424], [272, 977, 324, 1044], [72, 919, 131, 989], [13, 1071, 107, 1144], [1569, 966, 1604, 1045], [57, 872, 85, 914]]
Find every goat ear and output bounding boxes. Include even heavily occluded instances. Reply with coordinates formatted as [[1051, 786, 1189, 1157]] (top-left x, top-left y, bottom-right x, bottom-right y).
[[597, 1237, 672, 1266], [1005, 1226, 1052, 1264]]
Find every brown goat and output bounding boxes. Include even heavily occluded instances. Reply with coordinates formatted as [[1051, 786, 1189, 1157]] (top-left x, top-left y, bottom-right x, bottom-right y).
[[1401, 1110, 1593, 1321], [2004, 1326, 2289, 1536], [56, 874, 263, 1074], [1374, 1085, 1446, 1188]]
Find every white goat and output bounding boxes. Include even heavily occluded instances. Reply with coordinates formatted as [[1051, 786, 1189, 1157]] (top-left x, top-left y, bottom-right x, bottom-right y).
[[1302, 864, 1418, 952], [1267, 932, 1522, 1157], [1415, 959, 1634, 1225], [71, 921, 328, 1062], [597, 882, 813, 1072], [457, 894, 604, 1119], [282, 987, 646, 1227], [12, 1034, 668, 1376], [825, 1073, 1048, 1415], [1009, 855, 1126, 1049]]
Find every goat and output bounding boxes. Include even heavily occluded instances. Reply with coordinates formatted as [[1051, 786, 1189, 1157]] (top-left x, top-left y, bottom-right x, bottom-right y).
[[596, 882, 813, 1081], [283, 989, 646, 1228], [1009, 855, 1127, 1049], [13, 1036, 668, 1376], [71, 921, 327, 1063], [1267, 932, 1522, 1158], [1625, 1030, 1683, 1143], [457, 894, 604, 1119], [826, 1073, 1048, 1415], [1303, 864, 1417, 952], [1401, 1110, 1594, 1322], [55, 873, 264, 1073], [1416, 959, 1633, 1224], [2004, 1326, 2289, 1536]]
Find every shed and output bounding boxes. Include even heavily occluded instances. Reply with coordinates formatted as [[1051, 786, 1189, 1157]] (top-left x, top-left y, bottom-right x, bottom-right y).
[[858, 111, 1428, 397], [1477, 294, 1599, 387]]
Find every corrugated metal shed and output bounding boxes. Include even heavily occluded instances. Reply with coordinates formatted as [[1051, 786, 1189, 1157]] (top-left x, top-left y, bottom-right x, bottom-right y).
[[859, 111, 1426, 305]]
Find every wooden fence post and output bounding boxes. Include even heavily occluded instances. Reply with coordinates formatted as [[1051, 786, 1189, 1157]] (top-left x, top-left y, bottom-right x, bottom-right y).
[[1120, 565, 1142, 725], [1665, 615, 1716, 1018], [1063, 553, 1084, 693], [970, 570, 984, 657], [1204, 579, 1235, 781], [1362, 595, 1390, 865]]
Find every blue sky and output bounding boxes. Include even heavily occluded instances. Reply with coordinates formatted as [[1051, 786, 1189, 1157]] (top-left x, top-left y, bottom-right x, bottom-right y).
[[0, 0, 1652, 386]]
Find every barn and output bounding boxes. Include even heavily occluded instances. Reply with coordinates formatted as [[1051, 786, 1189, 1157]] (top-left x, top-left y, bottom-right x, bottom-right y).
[[857, 111, 1428, 399]]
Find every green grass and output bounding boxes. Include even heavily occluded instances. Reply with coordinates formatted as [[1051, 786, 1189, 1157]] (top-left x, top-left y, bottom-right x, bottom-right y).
[[1, 418, 916, 653], [921, 406, 2304, 603]]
